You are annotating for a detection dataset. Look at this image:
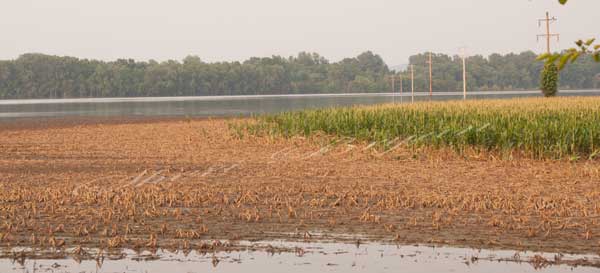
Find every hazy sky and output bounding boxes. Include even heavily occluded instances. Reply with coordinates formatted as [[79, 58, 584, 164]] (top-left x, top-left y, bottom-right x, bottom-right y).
[[1, 0, 598, 65]]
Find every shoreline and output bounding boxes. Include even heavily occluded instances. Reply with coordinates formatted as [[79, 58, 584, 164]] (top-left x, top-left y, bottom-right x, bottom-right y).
[[1, 89, 599, 105]]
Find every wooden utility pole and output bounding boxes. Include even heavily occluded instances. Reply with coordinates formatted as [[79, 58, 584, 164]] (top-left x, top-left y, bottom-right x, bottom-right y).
[[463, 57, 467, 100], [399, 75, 403, 103], [460, 47, 467, 100], [391, 75, 396, 103], [410, 65, 415, 103], [427, 52, 433, 100], [537, 12, 559, 54]]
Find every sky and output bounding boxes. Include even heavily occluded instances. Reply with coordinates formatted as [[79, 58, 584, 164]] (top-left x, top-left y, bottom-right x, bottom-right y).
[[1, 0, 598, 66]]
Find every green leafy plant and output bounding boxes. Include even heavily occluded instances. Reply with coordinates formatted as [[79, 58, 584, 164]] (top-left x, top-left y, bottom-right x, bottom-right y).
[[540, 62, 558, 97], [537, 38, 600, 70]]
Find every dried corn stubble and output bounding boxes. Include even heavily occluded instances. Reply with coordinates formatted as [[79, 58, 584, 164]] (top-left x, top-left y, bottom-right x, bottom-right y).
[[0, 115, 600, 257]]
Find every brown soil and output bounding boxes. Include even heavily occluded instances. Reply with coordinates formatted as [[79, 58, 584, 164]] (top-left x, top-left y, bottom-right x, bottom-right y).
[[1, 118, 600, 256]]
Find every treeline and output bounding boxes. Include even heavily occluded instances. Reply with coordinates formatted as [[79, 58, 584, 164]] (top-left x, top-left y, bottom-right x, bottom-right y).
[[0, 51, 598, 99], [403, 51, 600, 92], [0, 52, 388, 99]]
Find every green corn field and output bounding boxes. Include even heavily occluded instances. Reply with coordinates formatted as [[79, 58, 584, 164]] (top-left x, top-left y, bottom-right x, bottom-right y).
[[246, 97, 600, 159]]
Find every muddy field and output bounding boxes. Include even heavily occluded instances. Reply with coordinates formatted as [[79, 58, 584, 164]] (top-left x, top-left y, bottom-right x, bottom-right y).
[[1, 117, 600, 260]]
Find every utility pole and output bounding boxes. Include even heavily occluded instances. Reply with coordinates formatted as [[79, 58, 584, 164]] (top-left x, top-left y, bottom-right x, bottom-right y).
[[460, 47, 467, 100], [391, 75, 396, 103], [537, 12, 559, 54], [410, 65, 415, 103], [462, 56, 467, 100], [426, 52, 433, 100], [399, 75, 403, 103]]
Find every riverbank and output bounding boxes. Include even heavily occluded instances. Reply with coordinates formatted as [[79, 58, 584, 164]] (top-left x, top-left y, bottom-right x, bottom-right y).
[[1, 117, 600, 257]]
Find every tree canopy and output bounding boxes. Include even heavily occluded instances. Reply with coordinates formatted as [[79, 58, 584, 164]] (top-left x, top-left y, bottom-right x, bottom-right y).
[[0, 51, 598, 99]]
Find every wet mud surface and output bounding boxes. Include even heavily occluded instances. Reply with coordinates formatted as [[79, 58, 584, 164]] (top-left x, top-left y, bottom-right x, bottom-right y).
[[1, 118, 600, 266]]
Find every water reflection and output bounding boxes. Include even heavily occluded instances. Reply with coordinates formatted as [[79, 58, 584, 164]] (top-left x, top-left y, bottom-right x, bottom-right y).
[[2, 241, 599, 273], [1, 90, 599, 119]]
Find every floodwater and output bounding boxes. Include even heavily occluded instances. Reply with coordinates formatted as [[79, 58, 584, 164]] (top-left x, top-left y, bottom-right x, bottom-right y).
[[2, 241, 599, 273], [1, 90, 599, 119], [3, 91, 600, 273]]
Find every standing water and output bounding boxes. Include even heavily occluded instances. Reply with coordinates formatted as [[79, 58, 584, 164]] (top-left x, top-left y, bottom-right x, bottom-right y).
[[1, 90, 600, 119], [1, 241, 599, 273]]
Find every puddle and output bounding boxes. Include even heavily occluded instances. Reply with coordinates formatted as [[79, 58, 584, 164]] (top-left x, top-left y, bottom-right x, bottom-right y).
[[1, 241, 599, 273]]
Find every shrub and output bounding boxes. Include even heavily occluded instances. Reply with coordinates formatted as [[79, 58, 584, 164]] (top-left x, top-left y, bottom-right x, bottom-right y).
[[540, 63, 559, 97]]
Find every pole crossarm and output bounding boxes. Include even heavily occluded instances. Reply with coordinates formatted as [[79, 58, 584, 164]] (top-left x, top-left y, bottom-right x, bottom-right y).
[[537, 12, 560, 54]]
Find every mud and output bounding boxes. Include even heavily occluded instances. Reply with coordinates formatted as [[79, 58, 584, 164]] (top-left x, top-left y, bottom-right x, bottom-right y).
[[1, 118, 600, 259]]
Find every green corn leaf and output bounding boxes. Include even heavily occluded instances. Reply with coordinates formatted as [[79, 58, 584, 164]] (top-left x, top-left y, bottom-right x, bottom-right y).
[[536, 53, 551, 61], [476, 123, 491, 132], [558, 54, 571, 70], [585, 39, 596, 46], [548, 54, 561, 64], [570, 52, 581, 63]]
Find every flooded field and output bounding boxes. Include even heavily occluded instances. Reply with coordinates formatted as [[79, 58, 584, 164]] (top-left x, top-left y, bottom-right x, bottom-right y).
[[2, 111, 600, 272], [3, 241, 600, 273]]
